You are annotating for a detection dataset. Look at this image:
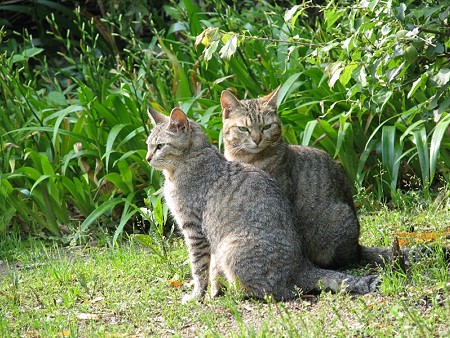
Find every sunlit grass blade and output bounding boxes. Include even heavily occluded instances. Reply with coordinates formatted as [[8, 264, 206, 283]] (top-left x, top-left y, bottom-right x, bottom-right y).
[[336, 120, 357, 184]]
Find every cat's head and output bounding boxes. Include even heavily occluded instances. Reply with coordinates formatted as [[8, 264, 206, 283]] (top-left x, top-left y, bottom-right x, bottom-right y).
[[221, 87, 282, 159], [146, 107, 208, 172]]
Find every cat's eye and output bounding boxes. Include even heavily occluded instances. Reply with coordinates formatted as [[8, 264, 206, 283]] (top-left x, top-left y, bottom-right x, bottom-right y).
[[155, 144, 164, 150], [238, 126, 249, 132], [262, 124, 272, 131]]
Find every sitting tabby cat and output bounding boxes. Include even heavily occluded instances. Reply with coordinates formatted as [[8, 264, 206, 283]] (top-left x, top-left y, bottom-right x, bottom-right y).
[[146, 107, 378, 302], [221, 88, 396, 269]]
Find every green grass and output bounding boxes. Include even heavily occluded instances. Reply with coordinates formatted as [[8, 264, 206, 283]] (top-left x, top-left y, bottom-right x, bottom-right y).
[[1, 204, 449, 337]]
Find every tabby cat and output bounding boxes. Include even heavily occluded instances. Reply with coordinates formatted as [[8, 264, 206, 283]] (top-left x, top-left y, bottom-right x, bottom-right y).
[[221, 88, 395, 269], [146, 107, 378, 302]]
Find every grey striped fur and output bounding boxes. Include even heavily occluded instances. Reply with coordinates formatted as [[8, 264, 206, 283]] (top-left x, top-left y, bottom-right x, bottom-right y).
[[146, 107, 378, 302], [221, 88, 395, 269]]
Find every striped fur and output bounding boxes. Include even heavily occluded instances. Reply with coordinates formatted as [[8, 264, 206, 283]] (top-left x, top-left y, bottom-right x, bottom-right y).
[[221, 89, 395, 268], [146, 107, 378, 302]]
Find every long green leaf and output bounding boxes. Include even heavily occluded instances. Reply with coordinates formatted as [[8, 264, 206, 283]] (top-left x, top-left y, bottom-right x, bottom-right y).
[[79, 197, 123, 233], [412, 127, 430, 187], [50, 105, 83, 147], [112, 194, 138, 245], [102, 173, 130, 194], [61, 177, 94, 217], [104, 124, 127, 171], [430, 114, 450, 183], [381, 126, 403, 191], [302, 120, 317, 146], [158, 38, 192, 101], [278, 73, 301, 106], [30, 175, 51, 194], [7, 127, 96, 144], [183, 0, 204, 36]]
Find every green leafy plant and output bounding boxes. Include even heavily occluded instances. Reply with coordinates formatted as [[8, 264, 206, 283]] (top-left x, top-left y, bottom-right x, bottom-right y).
[[2, 0, 450, 237], [194, 0, 450, 201]]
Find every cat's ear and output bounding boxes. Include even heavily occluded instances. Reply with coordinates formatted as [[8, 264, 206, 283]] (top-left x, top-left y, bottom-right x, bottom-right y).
[[221, 90, 241, 119], [148, 107, 169, 125], [169, 108, 190, 132], [261, 86, 281, 110]]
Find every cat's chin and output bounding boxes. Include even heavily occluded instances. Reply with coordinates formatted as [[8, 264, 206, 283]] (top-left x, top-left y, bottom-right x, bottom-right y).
[[241, 146, 265, 154], [149, 161, 160, 169], [149, 161, 170, 172]]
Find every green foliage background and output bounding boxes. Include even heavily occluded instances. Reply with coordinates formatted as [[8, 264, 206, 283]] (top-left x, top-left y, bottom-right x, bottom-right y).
[[0, 0, 449, 239]]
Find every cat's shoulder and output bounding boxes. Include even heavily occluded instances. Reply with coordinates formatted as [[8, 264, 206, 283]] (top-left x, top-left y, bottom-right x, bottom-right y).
[[233, 161, 281, 186], [288, 144, 330, 158], [288, 144, 345, 174]]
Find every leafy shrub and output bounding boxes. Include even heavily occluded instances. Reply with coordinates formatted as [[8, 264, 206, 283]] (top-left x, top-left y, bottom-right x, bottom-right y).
[[193, 0, 450, 199], [1, 0, 449, 238]]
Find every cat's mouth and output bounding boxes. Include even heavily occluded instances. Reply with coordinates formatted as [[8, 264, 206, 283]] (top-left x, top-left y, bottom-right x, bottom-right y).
[[235, 143, 264, 154], [148, 158, 166, 170]]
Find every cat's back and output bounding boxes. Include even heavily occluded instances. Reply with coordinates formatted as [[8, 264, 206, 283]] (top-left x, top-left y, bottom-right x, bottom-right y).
[[203, 159, 297, 240], [286, 145, 354, 205], [209, 160, 291, 216]]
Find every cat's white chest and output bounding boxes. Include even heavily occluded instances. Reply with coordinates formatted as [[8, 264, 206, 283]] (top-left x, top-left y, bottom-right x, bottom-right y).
[[163, 179, 176, 206], [163, 178, 184, 225]]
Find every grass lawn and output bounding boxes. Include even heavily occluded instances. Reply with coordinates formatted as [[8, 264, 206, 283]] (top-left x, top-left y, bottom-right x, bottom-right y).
[[1, 203, 449, 337]]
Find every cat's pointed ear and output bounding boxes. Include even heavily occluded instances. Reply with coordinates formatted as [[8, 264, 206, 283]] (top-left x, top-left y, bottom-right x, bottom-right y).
[[261, 86, 281, 109], [221, 90, 241, 119], [169, 108, 189, 132], [148, 107, 169, 125]]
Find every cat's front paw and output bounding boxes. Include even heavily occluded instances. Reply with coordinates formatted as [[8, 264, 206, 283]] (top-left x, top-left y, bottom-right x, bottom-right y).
[[182, 292, 203, 304], [210, 285, 225, 299], [367, 275, 381, 293], [343, 275, 381, 294]]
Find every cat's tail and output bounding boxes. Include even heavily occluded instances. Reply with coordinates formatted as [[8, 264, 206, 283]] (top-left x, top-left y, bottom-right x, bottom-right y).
[[359, 240, 408, 269], [360, 241, 450, 271], [359, 246, 394, 266], [296, 265, 380, 296]]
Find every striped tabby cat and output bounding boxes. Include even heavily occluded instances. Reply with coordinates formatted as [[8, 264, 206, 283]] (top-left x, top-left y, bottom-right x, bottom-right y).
[[221, 88, 395, 269], [146, 107, 378, 302]]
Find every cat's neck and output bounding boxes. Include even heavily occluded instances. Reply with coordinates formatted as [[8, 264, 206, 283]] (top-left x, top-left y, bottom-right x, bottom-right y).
[[163, 124, 212, 181], [225, 138, 288, 171], [163, 146, 225, 218], [168, 146, 224, 183]]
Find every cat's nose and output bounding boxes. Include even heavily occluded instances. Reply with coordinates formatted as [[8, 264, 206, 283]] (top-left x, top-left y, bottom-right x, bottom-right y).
[[252, 135, 262, 145], [146, 153, 152, 162]]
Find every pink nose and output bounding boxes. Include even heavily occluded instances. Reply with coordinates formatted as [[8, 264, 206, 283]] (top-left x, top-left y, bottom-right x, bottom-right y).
[[252, 135, 261, 145], [146, 153, 152, 162]]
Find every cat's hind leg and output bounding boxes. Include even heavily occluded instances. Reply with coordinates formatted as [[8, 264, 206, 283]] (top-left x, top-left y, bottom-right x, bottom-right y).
[[306, 203, 361, 269], [209, 253, 226, 298]]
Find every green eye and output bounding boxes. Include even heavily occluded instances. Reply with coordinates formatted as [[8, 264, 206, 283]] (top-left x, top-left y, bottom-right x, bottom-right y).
[[238, 126, 249, 132], [262, 124, 272, 131], [156, 144, 164, 150]]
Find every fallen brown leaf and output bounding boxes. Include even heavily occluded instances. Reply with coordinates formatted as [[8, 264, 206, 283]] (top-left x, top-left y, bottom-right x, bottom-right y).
[[169, 280, 183, 288], [395, 228, 450, 246]]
